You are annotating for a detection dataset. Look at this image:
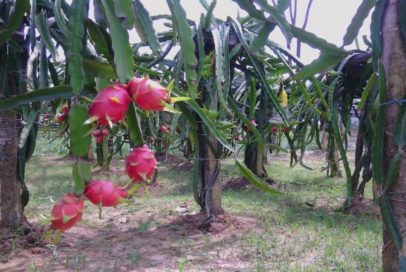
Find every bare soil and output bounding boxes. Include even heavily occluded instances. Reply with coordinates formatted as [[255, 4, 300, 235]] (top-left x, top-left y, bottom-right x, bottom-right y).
[[155, 153, 194, 171], [0, 203, 257, 272], [223, 177, 276, 190]]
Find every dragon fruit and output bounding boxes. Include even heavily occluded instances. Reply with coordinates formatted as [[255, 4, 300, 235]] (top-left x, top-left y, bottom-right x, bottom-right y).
[[88, 84, 131, 126], [84, 180, 128, 207], [92, 128, 109, 143], [125, 145, 157, 182], [127, 77, 169, 111], [50, 194, 84, 232]]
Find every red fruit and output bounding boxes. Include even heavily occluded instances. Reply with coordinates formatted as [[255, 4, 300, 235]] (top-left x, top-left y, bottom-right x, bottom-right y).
[[125, 145, 157, 182], [148, 136, 155, 144], [50, 194, 84, 232], [159, 125, 169, 133], [60, 104, 70, 115], [92, 130, 102, 143], [234, 135, 243, 142], [88, 84, 131, 126], [92, 128, 109, 143], [84, 180, 128, 207], [91, 129, 101, 137], [270, 126, 278, 133], [127, 77, 169, 111], [283, 127, 290, 133], [101, 128, 109, 136], [96, 136, 104, 143], [243, 120, 257, 132], [55, 113, 66, 123]]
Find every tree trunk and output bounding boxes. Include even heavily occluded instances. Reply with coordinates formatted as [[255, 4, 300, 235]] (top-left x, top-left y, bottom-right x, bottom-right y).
[[196, 121, 223, 216], [326, 133, 342, 178], [203, 138, 223, 215], [380, 1, 406, 270], [244, 142, 267, 178], [0, 112, 22, 227]]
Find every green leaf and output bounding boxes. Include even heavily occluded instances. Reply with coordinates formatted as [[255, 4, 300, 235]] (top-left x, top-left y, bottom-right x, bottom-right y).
[[113, 0, 135, 29], [343, 0, 376, 46], [0, 86, 76, 112], [48, 60, 60, 86], [72, 160, 91, 195], [276, 0, 290, 13], [83, 57, 116, 79], [230, 19, 289, 124], [235, 159, 281, 195], [372, 63, 387, 185], [358, 72, 377, 111], [294, 53, 341, 80], [232, 0, 266, 20], [331, 103, 353, 205], [54, 0, 69, 36], [212, 26, 232, 115], [291, 25, 347, 56], [199, 0, 210, 10], [133, 0, 162, 57], [19, 110, 38, 149], [69, 104, 92, 157], [254, 0, 292, 43], [185, 100, 233, 152], [167, 0, 199, 98], [204, 0, 217, 29], [102, 0, 135, 82], [370, 0, 387, 58], [125, 102, 144, 146], [0, 0, 30, 46], [36, 12, 57, 59], [251, 21, 275, 52], [229, 98, 265, 151], [68, 0, 87, 94], [86, 19, 113, 61]]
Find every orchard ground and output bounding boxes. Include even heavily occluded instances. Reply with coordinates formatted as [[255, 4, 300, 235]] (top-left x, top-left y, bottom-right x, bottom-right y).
[[0, 132, 381, 271]]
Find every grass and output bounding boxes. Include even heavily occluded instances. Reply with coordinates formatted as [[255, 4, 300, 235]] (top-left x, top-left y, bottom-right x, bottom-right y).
[[17, 133, 382, 271]]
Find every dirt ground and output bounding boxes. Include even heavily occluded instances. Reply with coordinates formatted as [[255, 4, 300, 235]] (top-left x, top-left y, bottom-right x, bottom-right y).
[[0, 202, 258, 272]]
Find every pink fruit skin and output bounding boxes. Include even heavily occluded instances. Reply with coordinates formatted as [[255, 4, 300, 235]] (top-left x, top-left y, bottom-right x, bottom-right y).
[[55, 113, 66, 123], [61, 105, 70, 115], [84, 180, 128, 207], [271, 126, 278, 133], [125, 145, 157, 182], [88, 84, 131, 126], [127, 77, 169, 111], [50, 194, 84, 232], [159, 125, 169, 133]]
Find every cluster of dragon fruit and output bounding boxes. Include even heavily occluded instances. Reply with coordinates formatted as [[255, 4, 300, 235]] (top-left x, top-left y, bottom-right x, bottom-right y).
[[50, 78, 168, 232]]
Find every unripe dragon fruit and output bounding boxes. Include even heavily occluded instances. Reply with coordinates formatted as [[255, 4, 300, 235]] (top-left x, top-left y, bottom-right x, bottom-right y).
[[88, 84, 131, 126], [127, 77, 169, 111], [50, 194, 84, 232], [125, 145, 157, 182], [84, 180, 128, 207]]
